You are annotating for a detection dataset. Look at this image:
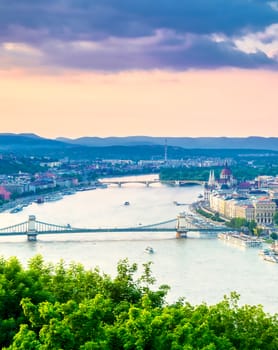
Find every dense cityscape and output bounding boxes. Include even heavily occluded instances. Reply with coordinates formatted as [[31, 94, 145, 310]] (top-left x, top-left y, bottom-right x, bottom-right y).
[[1, 147, 278, 234]]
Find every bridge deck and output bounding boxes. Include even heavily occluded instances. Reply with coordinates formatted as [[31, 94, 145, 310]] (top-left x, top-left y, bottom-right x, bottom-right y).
[[0, 215, 237, 237], [0, 227, 233, 236]]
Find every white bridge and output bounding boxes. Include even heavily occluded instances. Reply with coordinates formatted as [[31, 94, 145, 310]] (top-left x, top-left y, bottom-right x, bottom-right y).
[[0, 214, 236, 241], [99, 179, 205, 187]]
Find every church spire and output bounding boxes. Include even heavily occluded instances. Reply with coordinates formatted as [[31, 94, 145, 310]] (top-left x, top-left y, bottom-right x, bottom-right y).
[[208, 170, 215, 187]]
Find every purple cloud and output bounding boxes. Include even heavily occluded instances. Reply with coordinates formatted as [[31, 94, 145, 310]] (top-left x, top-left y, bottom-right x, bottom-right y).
[[0, 0, 277, 70]]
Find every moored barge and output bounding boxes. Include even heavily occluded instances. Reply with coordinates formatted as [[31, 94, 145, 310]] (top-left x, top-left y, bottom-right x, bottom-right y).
[[218, 232, 262, 248]]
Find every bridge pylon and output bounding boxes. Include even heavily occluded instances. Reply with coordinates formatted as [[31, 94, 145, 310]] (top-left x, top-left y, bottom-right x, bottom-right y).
[[176, 212, 188, 238], [27, 215, 38, 242]]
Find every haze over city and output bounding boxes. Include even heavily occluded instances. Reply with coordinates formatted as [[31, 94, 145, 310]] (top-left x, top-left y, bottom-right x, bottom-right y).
[[0, 1, 278, 138]]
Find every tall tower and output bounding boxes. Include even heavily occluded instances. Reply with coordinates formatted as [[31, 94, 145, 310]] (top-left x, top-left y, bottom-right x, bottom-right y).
[[164, 138, 168, 163]]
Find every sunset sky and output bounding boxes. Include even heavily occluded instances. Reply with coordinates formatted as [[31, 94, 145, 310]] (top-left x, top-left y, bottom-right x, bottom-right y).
[[0, 1, 278, 139]]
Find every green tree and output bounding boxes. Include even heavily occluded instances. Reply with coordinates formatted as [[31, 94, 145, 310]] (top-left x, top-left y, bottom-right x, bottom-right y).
[[270, 232, 278, 240], [226, 218, 247, 229], [254, 227, 263, 237], [247, 220, 257, 235], [1, 256, 278, 350], [273, 212, 278, 226]]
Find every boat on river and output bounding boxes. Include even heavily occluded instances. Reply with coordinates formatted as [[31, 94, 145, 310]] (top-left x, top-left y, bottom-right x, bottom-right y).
[[259, 248, 278, 263], [173, 201, 187, 206], [263, 253, 278, 263], [10, 205, 23, 214], [124, 201, 130, 206], [218, 232, 262, 248], [36, 197, 44, 204], [259, 248, 271, 256], [145, 246, 154, 254], [63, 189, 76, 195], [44, 194, 63, 202]]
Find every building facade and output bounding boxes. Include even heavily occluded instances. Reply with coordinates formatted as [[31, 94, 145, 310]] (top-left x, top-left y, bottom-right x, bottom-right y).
[[253, 200, 276, 225]]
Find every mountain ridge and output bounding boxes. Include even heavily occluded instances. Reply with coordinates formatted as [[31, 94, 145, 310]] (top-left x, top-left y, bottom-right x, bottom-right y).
[[56, 136, 278, 150], [1, 134, 278, 161]]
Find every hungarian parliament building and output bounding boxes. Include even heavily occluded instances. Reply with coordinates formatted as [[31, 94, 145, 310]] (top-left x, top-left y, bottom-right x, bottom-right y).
[[205, 163, 277, 226]]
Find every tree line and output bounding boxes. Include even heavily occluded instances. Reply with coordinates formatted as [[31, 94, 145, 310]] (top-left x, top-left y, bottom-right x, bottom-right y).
[[160, 166, 278, 182], [0, 255, 278, 349]]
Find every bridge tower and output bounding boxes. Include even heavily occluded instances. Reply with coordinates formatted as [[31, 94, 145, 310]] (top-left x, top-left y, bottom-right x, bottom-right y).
[[176, 212, 188, 238], [27, 215, 38, 242]]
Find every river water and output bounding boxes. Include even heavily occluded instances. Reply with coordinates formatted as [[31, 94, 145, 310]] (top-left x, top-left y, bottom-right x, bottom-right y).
[[0, 175, 277, 314]]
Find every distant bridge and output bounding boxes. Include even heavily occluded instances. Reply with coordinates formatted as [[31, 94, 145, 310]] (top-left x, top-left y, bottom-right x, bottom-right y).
[[99, 179, 205, 187], [0, 214, 236, 241]]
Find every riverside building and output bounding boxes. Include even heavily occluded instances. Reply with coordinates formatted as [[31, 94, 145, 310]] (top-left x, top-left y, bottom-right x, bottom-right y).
[[206, 164, 277, 225], [208, 192, 276, 225], [253, 199, 276, 225]]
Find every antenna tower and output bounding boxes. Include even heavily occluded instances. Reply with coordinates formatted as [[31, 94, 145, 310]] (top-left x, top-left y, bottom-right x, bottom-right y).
[[164, 138, 168, 162]]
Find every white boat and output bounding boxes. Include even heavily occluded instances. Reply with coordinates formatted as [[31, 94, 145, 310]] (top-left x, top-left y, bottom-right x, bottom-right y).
[[44, 194, 63, 202], [259, 248, 278, 263], [63, 189, 76, 195], [10, 205, 23, 214], [218, 232, 262, 248], [263, 254, 278, 263], [145, 246, 154, 254], [259, 248, 272, 256]]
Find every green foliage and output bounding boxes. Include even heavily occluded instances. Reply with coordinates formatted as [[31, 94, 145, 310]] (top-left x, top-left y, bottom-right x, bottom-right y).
[[254, 227, 263, 237], [160, 165, 278, 182], [0, 255, 278, 349], [270, 232, 278, 240], [196, 208, 225, 223], [226, 217, 248, 229], [0, 158, 43, 175], [273, 212, 278, 226], [160, 167, 212, 181], [226, 218, 257, 234]]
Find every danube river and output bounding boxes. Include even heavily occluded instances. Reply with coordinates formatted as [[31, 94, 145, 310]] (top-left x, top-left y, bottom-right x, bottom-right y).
[[0, 175, 277, 314]]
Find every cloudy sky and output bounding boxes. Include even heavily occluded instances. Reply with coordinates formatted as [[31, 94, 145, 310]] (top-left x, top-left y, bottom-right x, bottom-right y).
[[0, 0, 278, 138]]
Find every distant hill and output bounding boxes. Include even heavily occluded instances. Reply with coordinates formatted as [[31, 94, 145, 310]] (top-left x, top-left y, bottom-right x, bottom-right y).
[[57, 136, 278, 151], [0, 133, 85, 158], [57, 136, 156, 147], [0, 134, 70, 151], [1, 134, 278, 160], [0, 134, 184, 160]]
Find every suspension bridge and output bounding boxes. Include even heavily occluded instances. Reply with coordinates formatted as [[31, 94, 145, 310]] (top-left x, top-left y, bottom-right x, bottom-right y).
[[0, 214, 236, 241]]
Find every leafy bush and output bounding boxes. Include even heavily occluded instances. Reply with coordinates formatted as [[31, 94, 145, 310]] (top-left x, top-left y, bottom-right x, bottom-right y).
[[0, 256, 277, 349]]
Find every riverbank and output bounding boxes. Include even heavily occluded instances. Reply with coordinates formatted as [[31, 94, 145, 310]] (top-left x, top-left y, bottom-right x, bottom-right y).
[[189, 200, 227, 226], [0, 175, 277, 314], [0, 184, 105, 214]]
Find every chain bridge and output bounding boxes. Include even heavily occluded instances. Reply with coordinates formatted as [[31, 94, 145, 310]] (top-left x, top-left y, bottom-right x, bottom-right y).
[[0, 214, 236, 241]]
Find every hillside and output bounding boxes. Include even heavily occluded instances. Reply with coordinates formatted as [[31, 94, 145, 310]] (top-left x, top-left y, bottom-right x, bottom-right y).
[[57, 136, 278, 150], [2, 134, 278, 161]]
